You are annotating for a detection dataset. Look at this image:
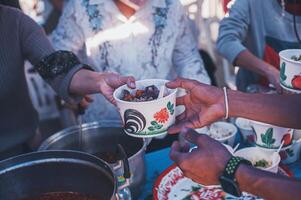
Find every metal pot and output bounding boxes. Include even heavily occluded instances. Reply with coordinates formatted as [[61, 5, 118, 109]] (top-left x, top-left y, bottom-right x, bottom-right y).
[[0, 150, 130, 200], [39, 121, 147, 199]]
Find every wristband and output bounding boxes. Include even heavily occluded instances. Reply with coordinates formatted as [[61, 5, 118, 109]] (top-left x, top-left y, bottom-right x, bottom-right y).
[[223, 87, 229, 119]]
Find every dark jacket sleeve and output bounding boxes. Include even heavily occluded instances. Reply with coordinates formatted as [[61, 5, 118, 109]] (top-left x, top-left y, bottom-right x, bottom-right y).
[[19, 13, 88, 103]]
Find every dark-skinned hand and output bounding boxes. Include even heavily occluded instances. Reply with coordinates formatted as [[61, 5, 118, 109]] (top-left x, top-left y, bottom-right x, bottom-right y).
[[170, 128, 231, 185], [166, 77, 225, 134]]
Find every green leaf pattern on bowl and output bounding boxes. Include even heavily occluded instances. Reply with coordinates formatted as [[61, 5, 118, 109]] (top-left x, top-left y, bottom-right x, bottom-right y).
[[261, 128, 276, 148], [280, 62, 287, 82], [167, 101, 175, 115]]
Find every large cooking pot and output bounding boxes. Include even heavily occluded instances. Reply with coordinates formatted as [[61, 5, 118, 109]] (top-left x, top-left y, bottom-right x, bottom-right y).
[[0, 150, 130, 200], [39, 121, 147, 199]]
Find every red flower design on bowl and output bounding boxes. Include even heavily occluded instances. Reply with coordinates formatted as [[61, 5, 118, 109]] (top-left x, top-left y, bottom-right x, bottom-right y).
[[154, 108, 169, 123]]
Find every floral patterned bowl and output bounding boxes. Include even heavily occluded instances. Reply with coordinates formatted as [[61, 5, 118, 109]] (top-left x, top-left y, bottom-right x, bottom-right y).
[[235, 118, 256, 145], [113, 79, 177, 138], [279, 49, 301, 90], [281, 83, 301, 94], [279, 130, 301, 164], [234, 147, 281, 173], [251, 121, 293, 149]]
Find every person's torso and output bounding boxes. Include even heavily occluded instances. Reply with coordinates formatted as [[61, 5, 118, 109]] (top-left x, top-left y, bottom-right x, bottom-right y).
[[0, 6, 38, 150], [245, 0, 301, 66], [56, 0, 185, 122], [237, 0, 301, 89]]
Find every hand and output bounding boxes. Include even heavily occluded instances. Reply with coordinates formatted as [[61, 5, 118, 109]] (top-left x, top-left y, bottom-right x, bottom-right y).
[[70, 70, 136, 105], [166, 77, 225, 134], [98, 72, 136, 105], [265, 64, 281, 92], [170, 128, 231, 185]]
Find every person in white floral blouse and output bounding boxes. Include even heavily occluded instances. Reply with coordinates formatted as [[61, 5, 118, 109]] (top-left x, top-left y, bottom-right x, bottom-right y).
[[51, 0, 211, 123]]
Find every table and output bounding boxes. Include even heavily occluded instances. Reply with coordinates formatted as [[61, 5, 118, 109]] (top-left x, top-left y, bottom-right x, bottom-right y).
[[139, 139, 301, 200]]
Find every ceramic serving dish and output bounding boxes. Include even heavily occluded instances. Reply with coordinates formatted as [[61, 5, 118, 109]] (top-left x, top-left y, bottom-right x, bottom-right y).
[[251, 120, 293, 149], [113, 79, 177, 138], [234, 147, 281, 173], [153, 164, 290, 200], [279, 49, 301, 90]]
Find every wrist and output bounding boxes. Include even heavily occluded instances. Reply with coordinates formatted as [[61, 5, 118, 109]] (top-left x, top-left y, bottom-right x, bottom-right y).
[[264, 63, 278, 76], [70, 69, 102, 95], [215, 88, 227, 119], [235, 164, 255, 193]]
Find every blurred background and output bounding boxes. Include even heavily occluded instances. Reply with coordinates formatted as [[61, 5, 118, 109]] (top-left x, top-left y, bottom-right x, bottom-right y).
[[2, 0, 237, 141]]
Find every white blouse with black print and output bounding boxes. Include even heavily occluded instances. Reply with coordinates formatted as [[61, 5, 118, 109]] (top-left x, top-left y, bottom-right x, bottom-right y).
[[51, 0, 210, 122]]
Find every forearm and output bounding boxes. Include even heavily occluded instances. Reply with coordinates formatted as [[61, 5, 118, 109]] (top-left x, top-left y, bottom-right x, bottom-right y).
[[236, 164, 301, 200], [227, 90, 301, 128], [234, 50, 276, 77]]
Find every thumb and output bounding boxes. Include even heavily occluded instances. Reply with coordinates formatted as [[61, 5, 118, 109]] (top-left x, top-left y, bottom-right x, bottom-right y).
[[118, 75, 136, 89], [182, 128, 210, 148]]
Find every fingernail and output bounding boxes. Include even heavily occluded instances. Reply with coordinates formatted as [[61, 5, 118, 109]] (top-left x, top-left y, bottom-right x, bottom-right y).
[[129, 82, 135, 88]]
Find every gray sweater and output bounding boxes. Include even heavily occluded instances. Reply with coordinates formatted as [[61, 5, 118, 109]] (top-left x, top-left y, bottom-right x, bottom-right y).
[[0, 6, 82, 152]]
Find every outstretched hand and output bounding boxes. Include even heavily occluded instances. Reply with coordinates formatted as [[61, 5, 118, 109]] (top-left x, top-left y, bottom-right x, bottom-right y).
[[170, 128, 231, 185], [70, 70, 136, 106], [98, 72, 136, 105], [166, 78, 225, 134]]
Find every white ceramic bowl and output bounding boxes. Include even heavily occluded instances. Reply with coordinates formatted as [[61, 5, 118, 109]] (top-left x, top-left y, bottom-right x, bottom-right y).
[[234, 147, 281, 173], [279, 49, 301, 90], [279, 130, 301, 164], [235, 118, 256, 144], [280, 83, 301, 94], [113, 79, 177, 138], [251, 120, 293, 149], [204, 122, 238, 147]]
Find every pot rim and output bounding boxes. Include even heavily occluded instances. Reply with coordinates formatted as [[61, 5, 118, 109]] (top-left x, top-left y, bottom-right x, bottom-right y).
[[0, 150, 118, 199], [38, 121, 147, 162]]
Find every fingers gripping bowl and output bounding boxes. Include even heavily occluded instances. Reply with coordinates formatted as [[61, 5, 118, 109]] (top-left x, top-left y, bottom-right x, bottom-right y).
[[113, 79, 177, 138]]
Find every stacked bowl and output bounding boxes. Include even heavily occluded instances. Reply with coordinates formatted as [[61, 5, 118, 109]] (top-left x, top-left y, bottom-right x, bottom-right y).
[[279, 49, 301, 94]]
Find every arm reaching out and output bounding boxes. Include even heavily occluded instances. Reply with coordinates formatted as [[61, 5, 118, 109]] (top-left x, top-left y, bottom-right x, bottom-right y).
[[166, 77, 301, 134], [69, 70, 136, 105], [170, 129, 301, 200]]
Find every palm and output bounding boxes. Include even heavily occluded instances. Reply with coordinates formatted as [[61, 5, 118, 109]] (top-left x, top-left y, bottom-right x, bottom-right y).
[[99, 73, 135, 104], [179, 91, 223, 127], [167, 78, 224, 133]]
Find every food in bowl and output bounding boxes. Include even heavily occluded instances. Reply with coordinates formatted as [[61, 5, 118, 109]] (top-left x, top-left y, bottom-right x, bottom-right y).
[[234, 147, 280, 173], [24, 192, 99, 200], [121, 85, 165, 102], [253, 159, 272, 168], [291, 55, 301, 62], [205, 122, 237, 147], [209, 123, 234, 139]]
